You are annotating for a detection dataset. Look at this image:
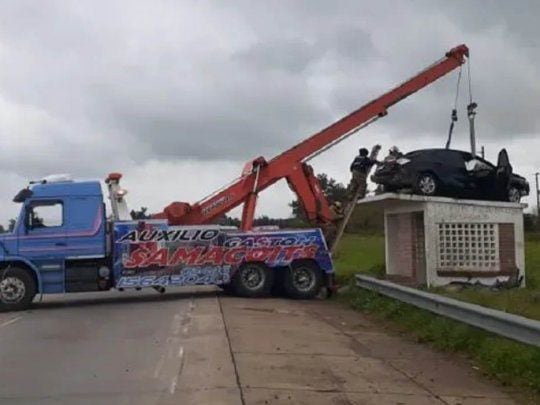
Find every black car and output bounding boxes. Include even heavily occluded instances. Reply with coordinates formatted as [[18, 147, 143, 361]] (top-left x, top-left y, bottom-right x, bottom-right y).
[[371, 148, 529, 202]]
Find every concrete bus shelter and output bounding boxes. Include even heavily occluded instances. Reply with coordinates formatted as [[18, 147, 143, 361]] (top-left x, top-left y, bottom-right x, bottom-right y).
[[357, 193, 526, 288]]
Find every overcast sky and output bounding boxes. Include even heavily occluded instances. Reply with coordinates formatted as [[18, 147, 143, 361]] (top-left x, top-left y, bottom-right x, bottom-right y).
[[0, 0, 539, 225]]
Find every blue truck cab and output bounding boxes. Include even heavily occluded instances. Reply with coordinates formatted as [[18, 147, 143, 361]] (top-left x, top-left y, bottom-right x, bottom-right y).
[[0, 174, 335, 311]]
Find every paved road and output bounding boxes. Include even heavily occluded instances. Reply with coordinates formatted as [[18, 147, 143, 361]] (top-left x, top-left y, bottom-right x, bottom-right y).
[[0, 288, 518, 404]]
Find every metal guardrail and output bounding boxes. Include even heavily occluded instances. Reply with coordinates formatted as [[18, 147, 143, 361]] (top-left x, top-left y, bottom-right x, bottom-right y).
[[356, 275, 540, 348]]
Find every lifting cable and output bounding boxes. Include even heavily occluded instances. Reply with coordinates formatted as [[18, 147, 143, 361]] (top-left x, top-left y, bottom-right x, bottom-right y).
[[467, 54, 474, 105], [445, 65, 462, 149]]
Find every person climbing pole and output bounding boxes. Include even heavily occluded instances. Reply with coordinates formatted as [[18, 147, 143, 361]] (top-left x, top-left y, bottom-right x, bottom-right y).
[[322, 201, 345, 248], [330, 145, 381, 254], [347, 145, 381, 200], [329, 200, 344, 220]]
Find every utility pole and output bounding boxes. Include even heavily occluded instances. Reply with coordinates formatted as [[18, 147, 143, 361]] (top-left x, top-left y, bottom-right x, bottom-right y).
[[535, 172, 540, 217]]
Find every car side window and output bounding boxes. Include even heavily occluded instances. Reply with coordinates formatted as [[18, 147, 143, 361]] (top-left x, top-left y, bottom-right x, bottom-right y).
[[436, 151, 465, 168], [476, 157, 495, 169], [26, 201, 63, 229], [463, 154, 494, 172]]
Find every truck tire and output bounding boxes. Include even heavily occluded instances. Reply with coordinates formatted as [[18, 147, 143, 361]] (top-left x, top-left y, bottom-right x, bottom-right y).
[[284, 261, 323, 300], [0, 267, 37, 312], [231, 262, 273, 298]]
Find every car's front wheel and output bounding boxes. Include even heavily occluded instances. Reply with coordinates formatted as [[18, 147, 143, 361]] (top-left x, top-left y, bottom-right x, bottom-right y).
[[508, 187, 521, 203], [415, 173, 438, 196], [0, 267, 37, 312]]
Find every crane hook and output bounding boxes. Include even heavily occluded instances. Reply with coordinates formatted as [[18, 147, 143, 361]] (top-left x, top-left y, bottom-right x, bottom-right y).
[[445, 65, 462, 149], [445, 108, 458, 149], [467, 102, 478, 156]]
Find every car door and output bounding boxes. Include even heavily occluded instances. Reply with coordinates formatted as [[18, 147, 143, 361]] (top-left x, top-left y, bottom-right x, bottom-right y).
[[432, 150, 469, 196], [495, 148, 513, 200], [17, 199, 67, 293], [463, 154, 498, 200]]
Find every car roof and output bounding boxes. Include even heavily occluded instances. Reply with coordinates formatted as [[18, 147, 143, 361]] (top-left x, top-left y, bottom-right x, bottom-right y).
[[406, 148, 470, 155]]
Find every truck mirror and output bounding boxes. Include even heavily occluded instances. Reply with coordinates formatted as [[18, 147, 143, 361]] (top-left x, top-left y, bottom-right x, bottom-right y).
[[13, 188, 33, 203]]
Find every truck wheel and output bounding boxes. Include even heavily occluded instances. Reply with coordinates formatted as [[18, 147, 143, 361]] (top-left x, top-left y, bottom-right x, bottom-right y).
[[0, 267, 37, 311], [284, 261, 323, 300], [232, 263, 273, 297]]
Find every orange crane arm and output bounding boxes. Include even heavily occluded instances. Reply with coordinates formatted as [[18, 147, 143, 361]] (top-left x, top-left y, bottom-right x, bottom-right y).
[[154, 45, 469, 229]]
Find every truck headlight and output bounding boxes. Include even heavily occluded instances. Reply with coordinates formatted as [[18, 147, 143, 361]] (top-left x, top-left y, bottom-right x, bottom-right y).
[[99, 266, 111, 278]]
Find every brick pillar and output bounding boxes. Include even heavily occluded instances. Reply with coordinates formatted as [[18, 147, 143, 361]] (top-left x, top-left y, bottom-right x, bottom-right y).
[[412, 212, 425, 283], [499, 223, 516, 273], [386, 212, 417, 281]]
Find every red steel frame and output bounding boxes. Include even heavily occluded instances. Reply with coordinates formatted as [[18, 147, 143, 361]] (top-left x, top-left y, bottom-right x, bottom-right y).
[[154, 45, 469, 230]]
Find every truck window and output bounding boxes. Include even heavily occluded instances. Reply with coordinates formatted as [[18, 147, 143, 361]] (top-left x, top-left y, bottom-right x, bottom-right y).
[[26, 202, 63, 229]]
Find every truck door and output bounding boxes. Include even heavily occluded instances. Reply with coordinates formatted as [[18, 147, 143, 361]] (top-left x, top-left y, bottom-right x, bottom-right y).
[[17, 199, 67, 293], [65, 196, 106, 259]]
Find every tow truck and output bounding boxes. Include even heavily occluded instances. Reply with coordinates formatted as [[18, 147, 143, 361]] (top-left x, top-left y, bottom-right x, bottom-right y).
[[0, 45, 469, 311]]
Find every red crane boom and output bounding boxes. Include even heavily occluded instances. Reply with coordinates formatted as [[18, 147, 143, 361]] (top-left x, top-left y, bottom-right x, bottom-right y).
[[154, 45, 469, 230]]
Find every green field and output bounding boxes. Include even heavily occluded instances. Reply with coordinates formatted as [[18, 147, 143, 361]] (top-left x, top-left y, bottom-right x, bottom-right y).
[[335, 233, 540, 395], [333, 234, 385, 280], [334, 233, 540, 320]]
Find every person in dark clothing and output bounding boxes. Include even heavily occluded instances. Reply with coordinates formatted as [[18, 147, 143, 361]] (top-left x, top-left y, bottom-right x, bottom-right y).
[[347, 146, 380, 199]]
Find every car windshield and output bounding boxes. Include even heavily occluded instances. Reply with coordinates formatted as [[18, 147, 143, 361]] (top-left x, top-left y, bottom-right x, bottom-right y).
[[474, 157, 495, 168]]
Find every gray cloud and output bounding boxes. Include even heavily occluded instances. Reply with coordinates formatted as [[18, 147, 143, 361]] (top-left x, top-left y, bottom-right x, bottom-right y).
[[0, 0, 539, 222]]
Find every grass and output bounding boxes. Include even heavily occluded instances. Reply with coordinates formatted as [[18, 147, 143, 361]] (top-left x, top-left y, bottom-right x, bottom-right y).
[[335, 233, 540, 320], [340, 286, 540, 395], [333, 233, 385, 281], [439, 239, 540, 321], [334, 232, 540, 395]]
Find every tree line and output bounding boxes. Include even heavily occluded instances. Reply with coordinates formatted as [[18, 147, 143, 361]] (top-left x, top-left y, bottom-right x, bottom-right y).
[[0, 173, 384, 234]]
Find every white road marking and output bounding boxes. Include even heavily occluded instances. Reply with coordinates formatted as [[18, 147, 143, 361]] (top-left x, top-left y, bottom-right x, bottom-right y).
[[169, 375, 178, 394], [157, 307, 191, 391], [0, 316, 21, 328], [172, 313, 182, 335], [169, 344, 184, 394], [153, 355, 165, 378]]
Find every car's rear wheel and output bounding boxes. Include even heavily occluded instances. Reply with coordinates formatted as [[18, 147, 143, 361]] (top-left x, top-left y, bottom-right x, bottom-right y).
[[415, 173, 438, 196], [508, 187, 521, 203]]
